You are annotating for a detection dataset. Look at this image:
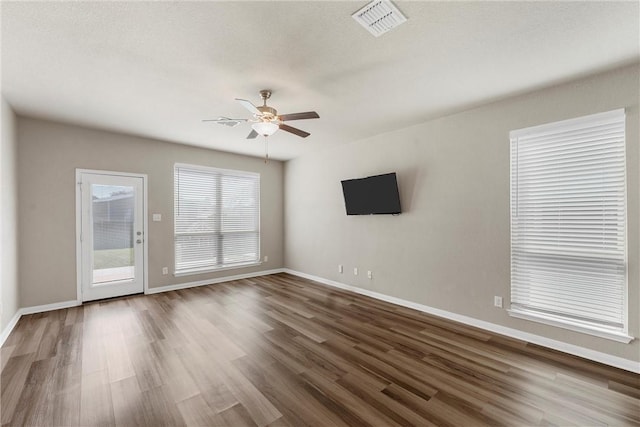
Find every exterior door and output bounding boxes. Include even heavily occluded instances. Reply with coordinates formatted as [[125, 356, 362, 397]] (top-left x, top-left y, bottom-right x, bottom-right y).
[[78, 170, 146, 302]]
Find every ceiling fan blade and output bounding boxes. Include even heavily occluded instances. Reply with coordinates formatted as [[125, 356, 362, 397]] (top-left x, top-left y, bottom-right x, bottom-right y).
[[235, 98, 262, 115], [202, 117, 247, 128], [279, 124, 310, 138], [279, 111, 320, 121], [202, 117, 248, 122], [246, 129, 258, 139]]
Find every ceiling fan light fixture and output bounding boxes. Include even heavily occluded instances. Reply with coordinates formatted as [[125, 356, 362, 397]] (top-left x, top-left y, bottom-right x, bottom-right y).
[[252, 121, 279, 136]]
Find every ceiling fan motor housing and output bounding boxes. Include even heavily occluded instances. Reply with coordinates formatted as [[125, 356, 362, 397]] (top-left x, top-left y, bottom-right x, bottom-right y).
[[257, 105, 277, 120]]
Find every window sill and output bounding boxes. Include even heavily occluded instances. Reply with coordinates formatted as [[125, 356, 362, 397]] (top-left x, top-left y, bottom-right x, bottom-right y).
[[507, 308, 634, 344], [174, 261, 262, 277]]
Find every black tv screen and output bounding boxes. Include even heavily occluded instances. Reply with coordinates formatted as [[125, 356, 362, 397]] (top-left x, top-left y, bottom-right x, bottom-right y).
[[341, 172, 402, 215]]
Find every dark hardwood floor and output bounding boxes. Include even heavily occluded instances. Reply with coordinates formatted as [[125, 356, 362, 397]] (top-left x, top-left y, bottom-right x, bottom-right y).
[[1, 273, 639, 426]]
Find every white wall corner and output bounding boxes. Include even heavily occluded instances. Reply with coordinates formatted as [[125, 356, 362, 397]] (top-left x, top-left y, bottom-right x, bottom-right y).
[[1, 299, 82, 347], [0, 309, 22, 347]]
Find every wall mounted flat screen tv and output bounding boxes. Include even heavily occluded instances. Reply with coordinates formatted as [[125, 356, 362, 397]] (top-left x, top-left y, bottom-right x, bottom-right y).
[[341, 172, 402, 215]]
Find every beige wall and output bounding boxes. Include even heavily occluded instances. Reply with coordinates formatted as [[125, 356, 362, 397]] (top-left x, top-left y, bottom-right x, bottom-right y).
[[1, 97, 19, 332], [284, 64, 640, 362], [17, 118, 284, 307]]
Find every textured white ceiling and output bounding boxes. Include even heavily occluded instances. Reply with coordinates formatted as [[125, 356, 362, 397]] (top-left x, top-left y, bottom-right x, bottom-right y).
[[2, 1, 638, 160]]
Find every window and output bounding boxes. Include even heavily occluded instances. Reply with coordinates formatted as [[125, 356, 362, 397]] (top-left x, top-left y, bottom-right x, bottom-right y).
[[174, 164, 260, 275], [509, 109, 631, 342]]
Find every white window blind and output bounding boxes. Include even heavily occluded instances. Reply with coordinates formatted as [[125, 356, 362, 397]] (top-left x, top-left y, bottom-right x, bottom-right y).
[[174, 164, 260, 274], [510, 109, 628, 340]]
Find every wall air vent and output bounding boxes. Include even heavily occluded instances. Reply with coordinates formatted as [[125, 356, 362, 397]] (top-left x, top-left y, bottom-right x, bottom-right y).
[[352, 0, 407, 37]]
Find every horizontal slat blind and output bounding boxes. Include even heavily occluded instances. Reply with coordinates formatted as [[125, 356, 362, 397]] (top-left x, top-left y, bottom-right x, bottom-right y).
[[510, 109, 626, 331], [175, 164, 260, 274]]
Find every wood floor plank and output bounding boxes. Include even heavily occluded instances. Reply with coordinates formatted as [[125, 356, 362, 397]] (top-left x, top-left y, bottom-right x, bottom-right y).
[[292, 335, 390, 389], [34, 319, 61, 361], [300, 367, 404, 427], [104, 330, 136, 383], [201, 381, 239, 414], [321, 338, 439, 402], [111, 376, 146, 427], [213, 359, 283, 426], [381, 382, 447, 426], [176, 394, 224, 427], [218, 402, 259, 427], [51, 382, 81, 427], [82, 334, 108, 377], [1, 353, 35, 425], [11, 317, 47, 357], [1, 272, 638, 426], [8, 357, 57, 426], [51, 340, 82, 426], [336, 372, 436, 426], [138, 384, 186, 427], [425, 393, 500, 427], [233, 355, 349, 427], [265, 309, 327, 343], [80, 369, 116, 427], [148, 341, 200, 403], [0, 344, 16, 372], [126, 340, 164, 392]]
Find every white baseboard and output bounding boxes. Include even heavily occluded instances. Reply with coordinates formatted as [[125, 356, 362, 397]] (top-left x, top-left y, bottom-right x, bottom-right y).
[[0, 309, 22, 347], [4, 269, 637, 373], [1, 268, 288, 347], [19, 299, 81, 315], [283, 269, 640, 374], [146, 268, 286, 294], [0, 299, 81, 347], [0, 270, 286, 347]]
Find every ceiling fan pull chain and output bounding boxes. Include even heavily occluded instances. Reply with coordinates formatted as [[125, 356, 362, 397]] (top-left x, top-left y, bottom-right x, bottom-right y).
[[264, 136, 269, 163]]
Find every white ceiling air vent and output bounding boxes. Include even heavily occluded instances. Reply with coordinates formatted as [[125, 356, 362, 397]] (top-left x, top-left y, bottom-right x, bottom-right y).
[[352, 0, 407, 37]]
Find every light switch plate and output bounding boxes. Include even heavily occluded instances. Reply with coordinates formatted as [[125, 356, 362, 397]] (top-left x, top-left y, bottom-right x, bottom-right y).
[[152, 213, 162, 222]]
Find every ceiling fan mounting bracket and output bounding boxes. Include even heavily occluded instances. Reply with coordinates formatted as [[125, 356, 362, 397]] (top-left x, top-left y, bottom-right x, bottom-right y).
[[259, 90, 272, 103]]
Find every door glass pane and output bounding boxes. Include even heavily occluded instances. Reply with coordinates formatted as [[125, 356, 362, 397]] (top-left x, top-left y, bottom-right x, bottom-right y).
[[92, 184, 135, 284]]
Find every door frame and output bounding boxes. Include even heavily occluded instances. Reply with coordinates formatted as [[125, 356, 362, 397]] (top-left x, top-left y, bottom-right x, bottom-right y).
[[75, 168, 149, 302]]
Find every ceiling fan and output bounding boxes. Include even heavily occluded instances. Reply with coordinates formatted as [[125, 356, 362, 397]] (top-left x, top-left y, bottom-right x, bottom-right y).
[[203, 90, 319, 139]]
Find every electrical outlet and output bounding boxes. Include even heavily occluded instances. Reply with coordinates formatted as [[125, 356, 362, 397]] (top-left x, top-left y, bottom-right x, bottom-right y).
[[494, 296, 503, 308], [367, 270, 372, 279], [162, 267, 168, 275], [263, 255, 268, 262], [353, 267, 358, 276], [338, 264, 343, 273]]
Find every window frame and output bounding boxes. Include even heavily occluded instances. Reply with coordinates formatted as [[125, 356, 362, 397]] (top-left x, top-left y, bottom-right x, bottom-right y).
[[508, 109, 632, 343], [173, 163, 261, 276]]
